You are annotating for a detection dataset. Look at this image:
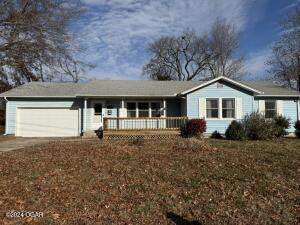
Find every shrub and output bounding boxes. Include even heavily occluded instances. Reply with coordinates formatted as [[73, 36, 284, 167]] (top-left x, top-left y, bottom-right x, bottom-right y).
[[243, 112, 275, 140], [273, 116, 290, 137], [181, 119, 206, 138], [210, 130, 223, 139], [225, 120, 245, 140], [294, 121, 300, 138]]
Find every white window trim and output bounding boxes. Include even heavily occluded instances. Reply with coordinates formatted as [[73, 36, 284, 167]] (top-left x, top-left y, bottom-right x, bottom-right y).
[[264, 100, 277, 118], [205, 97, 237, 120], [125, 101, 163, 118]]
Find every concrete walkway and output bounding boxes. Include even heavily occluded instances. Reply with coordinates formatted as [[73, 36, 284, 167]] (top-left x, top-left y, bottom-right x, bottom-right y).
[[0, 138, 51, 152]]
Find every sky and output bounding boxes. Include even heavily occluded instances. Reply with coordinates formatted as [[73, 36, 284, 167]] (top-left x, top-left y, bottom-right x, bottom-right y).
[[76, 0, 300, 81]]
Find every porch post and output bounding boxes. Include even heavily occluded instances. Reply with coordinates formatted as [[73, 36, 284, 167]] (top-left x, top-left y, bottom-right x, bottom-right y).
[[119, 99, 125, 129], [163, 99, 166, 117], [84, 98, 87, 132]]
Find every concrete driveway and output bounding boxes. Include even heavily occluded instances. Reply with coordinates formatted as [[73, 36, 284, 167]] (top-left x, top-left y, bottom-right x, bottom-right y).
[[0, 138, 51, 152]]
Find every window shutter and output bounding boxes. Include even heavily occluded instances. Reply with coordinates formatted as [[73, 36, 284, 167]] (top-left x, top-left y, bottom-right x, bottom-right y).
[[198, 98, 206, 118], [258, 100, 265, 114], [276, 100, 283, 116], [236, 98, 243, 119]]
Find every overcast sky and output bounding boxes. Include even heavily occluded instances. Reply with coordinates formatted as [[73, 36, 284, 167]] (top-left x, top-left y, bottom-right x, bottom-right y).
[[76, 0, 300, 80]]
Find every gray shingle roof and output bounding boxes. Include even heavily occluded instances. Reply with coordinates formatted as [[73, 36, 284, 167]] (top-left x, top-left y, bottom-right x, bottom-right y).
[[0, 82, 83, 97], [241, 81, 300, 96], [0, 79, 299, 98], [76, 80, 204, 97]]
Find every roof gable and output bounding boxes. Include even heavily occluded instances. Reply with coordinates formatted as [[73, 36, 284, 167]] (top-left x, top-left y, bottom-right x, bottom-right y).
[[180, 76, 264, 95]]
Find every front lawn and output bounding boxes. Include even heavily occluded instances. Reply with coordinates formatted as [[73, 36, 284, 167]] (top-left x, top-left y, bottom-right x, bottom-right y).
[[0, 138, 299, 224]]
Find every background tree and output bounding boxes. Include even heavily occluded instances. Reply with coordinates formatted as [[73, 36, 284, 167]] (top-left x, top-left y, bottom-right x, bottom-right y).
[[268, 7, 300, 91], [143, 20, 244, 81], [143, 31, 210, 81], [0, 0, 90, 90], [207, 20, 244, 80]]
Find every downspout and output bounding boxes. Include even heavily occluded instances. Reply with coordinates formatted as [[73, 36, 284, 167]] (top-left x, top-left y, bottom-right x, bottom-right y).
[[3, 97, 8, 135]]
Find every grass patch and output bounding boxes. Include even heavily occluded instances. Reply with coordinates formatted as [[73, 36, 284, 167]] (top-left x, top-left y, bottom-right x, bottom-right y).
[[0, 138, 299, 224]]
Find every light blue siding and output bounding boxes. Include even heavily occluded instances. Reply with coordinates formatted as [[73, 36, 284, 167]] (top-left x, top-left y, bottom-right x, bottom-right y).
[[254, 97, 299, 132], [86, 99, 120, 130], [6, 98, 83, 134], [186, 81, 254, 133], [283, 100, 298, 132], [253, 100, 259, 111]]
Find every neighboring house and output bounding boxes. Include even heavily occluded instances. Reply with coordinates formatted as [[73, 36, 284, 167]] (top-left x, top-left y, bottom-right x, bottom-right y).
[[0, 76, 299, 137]]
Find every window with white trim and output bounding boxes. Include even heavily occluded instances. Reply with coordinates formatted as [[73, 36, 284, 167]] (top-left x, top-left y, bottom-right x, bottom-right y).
[[206, 99, 219, 118], [126, 101, 161, 118], [205, 98, 236, 119], [265, 100, 277, 118], [126, 102, 136, 118], [222, 98, 235, 118], [151, 102, 161, 117], [138, 102, 149, 117]]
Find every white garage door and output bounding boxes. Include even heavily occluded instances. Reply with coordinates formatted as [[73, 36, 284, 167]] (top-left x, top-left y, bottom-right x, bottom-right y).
[[16, 108, 80, 137]]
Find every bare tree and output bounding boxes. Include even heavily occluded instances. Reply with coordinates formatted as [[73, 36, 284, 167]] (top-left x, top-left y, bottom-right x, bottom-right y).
[[0, 0, 89, 89], [143, 31, 211, 81], [144, 20, 244, 81], [207, 19, 244, 79], [268, 7, 300, 91]]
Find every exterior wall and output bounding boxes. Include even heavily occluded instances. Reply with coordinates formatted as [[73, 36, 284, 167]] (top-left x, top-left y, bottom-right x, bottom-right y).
[[186, 81, 254, 133], [85, 99, 120, 130], [254, 97, 299, 133], [6, 98, 83, 135], [284, 100, 298, 132]]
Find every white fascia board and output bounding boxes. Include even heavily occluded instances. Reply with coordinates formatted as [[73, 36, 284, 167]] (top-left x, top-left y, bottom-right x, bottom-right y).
[[180, 76, 264, 95], [75, 94, 177, 98], [1, 96, 76, 98], [255, 95, 300, 97]]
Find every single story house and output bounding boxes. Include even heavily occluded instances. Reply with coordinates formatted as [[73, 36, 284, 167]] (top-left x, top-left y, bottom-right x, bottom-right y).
[[0, 76, 299, 137]]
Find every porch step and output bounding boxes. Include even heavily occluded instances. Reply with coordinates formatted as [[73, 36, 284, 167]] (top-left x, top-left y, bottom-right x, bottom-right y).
[[103, 130, 180, 140]]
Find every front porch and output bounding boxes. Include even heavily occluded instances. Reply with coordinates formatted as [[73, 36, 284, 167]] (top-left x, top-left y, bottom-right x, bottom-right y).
[[82, 98, 186, 133], [103, 117, 188, 130]]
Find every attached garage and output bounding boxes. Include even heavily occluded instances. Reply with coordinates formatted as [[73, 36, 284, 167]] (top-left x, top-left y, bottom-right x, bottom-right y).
[[16, 108, 80, 137]]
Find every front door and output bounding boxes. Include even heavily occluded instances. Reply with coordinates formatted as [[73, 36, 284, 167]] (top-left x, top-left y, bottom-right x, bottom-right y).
[[91, 100, 105, 130]]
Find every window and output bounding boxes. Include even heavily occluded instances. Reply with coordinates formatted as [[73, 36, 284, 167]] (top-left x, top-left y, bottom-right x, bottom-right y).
[[206, 99, 219, 118], [127, 102, 136, 117], [126, 101, 162, 118], [138, 102, 149, 117], [94, 103, 102, 115], [265, 100, 277, 118], [222, 98, 235, 118], [151, 102, 161, 117]]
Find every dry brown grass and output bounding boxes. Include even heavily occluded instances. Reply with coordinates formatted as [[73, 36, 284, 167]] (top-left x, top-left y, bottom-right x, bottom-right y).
[[0, 138, 299, 224]]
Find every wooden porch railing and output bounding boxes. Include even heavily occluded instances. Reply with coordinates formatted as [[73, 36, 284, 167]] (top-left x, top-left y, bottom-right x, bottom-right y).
[[103, 117, 188, 130]]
